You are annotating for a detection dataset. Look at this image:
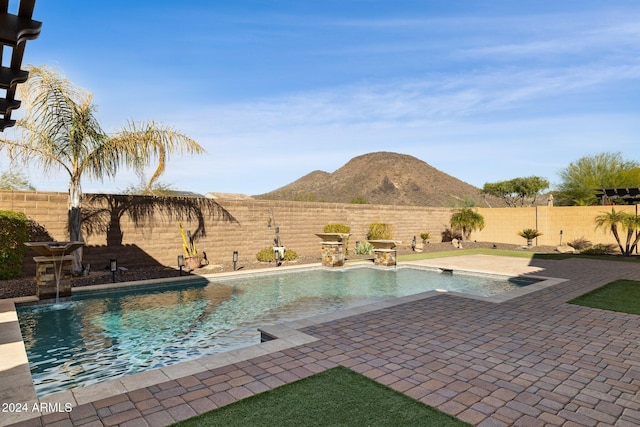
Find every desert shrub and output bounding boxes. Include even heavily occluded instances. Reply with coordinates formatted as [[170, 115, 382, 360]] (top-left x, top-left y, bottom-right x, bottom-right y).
[[323, 224, 351, 234], [355, 241, 374, 255], [568, 237, 592, 251], [441, 227, 462, 242], [349, 196, 369, 204], [367, 223, 394, 240], [292, 193, 318, 202], [323, 224, 351, 254], [419, 231, 430, 241], [580, 244, 617, 255], [256, 247, 298, 262], [0, 210, 29, 280]]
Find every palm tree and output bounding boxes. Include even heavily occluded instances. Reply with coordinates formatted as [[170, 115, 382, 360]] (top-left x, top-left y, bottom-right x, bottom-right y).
[[517, 228, 543, 246], [450, 208, 485, 241], [594, 208, 640, 256], [0, 65, 205, 272], [622, 214, 640, 256]]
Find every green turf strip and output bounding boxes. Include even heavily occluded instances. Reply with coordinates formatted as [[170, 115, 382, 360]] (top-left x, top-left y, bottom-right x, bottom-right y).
[[568, 280, 640, 315], [171, 366, 470, 427], [397, 248, 640, 263]]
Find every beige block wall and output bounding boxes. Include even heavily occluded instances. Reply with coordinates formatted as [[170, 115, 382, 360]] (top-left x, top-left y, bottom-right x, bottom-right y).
[[475, 205, 637, 247], [0, 190, 69, 241], [0, 191, 455, 271], [2, 190, 637, 274]]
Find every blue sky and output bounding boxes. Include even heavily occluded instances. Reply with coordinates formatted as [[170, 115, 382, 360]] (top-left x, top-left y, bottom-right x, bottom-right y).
[[3, 0, 640, 195]]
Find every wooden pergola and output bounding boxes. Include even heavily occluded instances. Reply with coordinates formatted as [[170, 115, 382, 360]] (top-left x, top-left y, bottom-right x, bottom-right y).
[[596, 188, 640, 204], [0, 0, 42, 131]]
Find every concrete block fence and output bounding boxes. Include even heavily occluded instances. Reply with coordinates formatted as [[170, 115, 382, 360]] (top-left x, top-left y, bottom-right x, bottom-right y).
[[0, 190, 631, 275]]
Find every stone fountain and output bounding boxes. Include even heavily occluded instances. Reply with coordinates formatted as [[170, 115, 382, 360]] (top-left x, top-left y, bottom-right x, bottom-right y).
[[24, 241, 84, 301]]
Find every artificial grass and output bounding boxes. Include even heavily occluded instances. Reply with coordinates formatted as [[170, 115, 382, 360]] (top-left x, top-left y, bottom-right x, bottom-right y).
[[568, 280, 640, 315], [397, 248, 640, 263], [170, 366, 471, 427]]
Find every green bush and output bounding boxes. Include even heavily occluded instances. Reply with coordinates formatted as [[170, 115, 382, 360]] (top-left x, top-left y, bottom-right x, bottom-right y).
[[323, 224, 351, 234], [256, 247, 298, 262], [580, 243, 617, 255], [419, 231, 430, 241], [349, 196, 369, 204], [568, 237, 592, 251], [367, 223, 394, 240], [0, 210, 29, 280], [441, 227, 462, 242]]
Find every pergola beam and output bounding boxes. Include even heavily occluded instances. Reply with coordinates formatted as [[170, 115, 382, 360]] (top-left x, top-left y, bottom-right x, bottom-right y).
[[0, 0, 42, 131]]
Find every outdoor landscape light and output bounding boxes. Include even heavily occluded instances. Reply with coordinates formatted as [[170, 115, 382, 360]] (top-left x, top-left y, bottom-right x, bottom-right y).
[[559, 230, 563, 245], [178, 255, 185, 276], [233, 251, 238, 271], [110, 259, 117, 283]]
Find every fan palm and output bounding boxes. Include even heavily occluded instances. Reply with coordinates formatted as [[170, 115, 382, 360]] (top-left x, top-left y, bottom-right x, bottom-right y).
[[0, 65, 205, 272]]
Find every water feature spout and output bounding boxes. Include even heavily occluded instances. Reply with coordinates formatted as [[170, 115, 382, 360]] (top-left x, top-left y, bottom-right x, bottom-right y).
[[25, 241, 84, 301]]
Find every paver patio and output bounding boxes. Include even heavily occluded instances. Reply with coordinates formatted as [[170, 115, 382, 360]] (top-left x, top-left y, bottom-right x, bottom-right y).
[[2, 255, 640, 426]]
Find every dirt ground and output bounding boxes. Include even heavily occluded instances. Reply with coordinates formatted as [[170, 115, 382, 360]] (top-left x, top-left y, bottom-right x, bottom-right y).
[[0, 241, 560, 300]]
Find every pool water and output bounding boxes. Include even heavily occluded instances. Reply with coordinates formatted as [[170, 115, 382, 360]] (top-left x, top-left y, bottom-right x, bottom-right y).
[[17, 266, 536, 396]]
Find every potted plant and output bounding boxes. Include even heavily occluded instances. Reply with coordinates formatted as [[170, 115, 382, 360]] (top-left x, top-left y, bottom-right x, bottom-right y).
[[322, 223, 351, 253], [419, 231, 430, 243], [518, 228, 542, 246]]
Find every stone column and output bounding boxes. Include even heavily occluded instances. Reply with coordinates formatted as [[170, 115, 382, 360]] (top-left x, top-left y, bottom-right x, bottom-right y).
[[373, 249, 396, 266], [34, 255, 74, 300], [321, 242, 345, 267]]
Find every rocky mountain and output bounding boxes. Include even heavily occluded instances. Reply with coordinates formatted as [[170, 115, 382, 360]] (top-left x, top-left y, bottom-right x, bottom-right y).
[[254, 152, 495, 207]]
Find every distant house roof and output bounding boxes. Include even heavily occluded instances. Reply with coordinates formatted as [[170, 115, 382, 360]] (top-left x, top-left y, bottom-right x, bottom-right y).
[[595, 188, 640, 203]]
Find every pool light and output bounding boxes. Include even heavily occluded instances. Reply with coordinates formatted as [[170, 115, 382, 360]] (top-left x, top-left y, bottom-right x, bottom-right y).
[[177, 255, 185, 275]]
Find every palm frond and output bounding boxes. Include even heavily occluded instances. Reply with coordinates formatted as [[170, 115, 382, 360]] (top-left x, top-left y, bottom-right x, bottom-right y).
[[110, 120, 206, 190]]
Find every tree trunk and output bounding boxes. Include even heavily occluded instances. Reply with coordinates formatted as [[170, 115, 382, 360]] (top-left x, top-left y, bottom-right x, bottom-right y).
[[106, 208, 124, 246], [68, 179, 83, 273], [611, 225, 625, 255], [630, 231, 640, 255]]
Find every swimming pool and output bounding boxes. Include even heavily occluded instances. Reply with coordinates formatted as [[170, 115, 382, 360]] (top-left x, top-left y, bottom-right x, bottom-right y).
[[17, 266, 537, 396]]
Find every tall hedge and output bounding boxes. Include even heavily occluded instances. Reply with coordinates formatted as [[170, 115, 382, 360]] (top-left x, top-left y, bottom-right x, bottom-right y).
[[0, 210, 29, 280]]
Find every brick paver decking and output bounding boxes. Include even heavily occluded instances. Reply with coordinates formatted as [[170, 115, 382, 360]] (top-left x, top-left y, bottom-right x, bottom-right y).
[[5, 256, 640, 426]]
